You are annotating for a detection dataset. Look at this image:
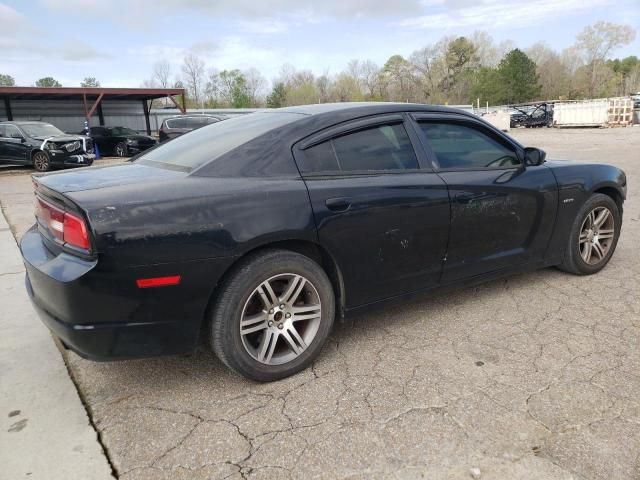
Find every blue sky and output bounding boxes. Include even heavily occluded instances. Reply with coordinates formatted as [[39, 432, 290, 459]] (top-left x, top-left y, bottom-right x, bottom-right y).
[[1, 0, 638, 88]]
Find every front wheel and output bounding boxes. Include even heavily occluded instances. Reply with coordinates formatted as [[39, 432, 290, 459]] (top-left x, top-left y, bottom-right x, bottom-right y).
[[210, 249, 335, 382], [114, 142, 128, 157], [32, 151, 51, 172], [559, 193, 621, 275]]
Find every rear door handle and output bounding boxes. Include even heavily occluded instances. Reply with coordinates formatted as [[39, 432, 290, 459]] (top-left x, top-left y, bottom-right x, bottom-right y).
[[325, 198, 351, 212]]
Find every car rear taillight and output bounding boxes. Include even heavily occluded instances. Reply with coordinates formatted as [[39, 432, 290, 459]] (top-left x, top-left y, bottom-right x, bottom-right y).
[[35, 196, 91, 251]]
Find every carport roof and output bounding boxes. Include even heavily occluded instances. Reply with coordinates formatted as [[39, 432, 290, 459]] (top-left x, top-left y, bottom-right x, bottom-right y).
[[0, 86, 184, 101]]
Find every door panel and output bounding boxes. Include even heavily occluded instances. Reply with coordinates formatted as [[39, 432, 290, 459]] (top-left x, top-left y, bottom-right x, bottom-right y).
[[438, 167, 557, 282], [306, 173, 450, 307], [295, 117, 450, 308], [0, 125, 29, 162], [414, 117, 558, 282]]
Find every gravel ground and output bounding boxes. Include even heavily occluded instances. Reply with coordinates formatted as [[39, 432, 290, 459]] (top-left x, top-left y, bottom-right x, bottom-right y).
[[1, 128, 638, 480]]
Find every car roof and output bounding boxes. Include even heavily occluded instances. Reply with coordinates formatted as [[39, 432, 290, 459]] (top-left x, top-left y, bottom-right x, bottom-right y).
[[163, 114, 223, 120], [0, 120, 50, 125], [275, 102, 472, 117]]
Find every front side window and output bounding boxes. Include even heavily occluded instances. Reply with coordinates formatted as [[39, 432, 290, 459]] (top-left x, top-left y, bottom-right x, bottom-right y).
[[2, 125, 21, 138], [419, 122, 520, 169], [300, 123, 418, 174], [109, 127, 138, 136]]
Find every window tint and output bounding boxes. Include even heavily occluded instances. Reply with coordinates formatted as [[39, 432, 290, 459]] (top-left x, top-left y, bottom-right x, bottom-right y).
[[137, 112, 302, 172], [165, 118, 186, 129], [419, 122, 520, 169], [0, 125, 6, 138], [301, 140, 339, 172], [300, 123, 418, 173]]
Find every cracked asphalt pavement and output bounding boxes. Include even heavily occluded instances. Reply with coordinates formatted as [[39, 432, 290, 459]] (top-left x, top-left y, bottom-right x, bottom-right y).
[[1, 129, 638, 479]]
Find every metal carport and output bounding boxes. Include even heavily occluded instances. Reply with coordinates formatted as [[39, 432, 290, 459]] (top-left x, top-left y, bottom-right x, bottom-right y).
[[0, 87, 186, 135]]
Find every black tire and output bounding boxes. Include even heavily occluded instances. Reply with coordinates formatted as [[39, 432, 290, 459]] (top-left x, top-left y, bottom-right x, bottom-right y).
[[114, 142, 128, 157], [559, 193, 621, 275], [32, 151, 51, 172], [210, 249, 335, 382]]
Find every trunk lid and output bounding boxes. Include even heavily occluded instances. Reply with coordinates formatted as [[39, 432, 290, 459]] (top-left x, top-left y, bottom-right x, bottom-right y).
[[34, 162, 185, 193]]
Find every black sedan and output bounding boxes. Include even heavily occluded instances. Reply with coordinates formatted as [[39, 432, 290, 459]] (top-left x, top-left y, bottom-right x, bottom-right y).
[[21, 103, 626, 381], [0, 121, 94, 172], [86, 126, 157, 157]]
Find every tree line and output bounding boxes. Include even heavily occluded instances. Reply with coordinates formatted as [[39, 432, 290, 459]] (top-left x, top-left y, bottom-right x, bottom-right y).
[[1, 21, 637, 108]]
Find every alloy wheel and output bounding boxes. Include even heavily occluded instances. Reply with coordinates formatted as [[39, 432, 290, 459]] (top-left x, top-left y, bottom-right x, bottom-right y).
[[240, 273, 322, 365], [115, 143, 127, 157], [33, 152, 49, 172], [579, 206, 615, 265]]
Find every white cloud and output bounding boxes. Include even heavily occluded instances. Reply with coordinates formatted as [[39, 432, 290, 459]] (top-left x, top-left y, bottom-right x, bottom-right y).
[[41, 0, 425, 20], [398, 0, 614, 29], [0, 3, 36, 36]]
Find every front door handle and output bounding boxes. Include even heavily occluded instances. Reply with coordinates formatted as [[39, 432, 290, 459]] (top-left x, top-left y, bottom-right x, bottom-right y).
[[325, 198, 351, 212], [455, 192, 485, 204]]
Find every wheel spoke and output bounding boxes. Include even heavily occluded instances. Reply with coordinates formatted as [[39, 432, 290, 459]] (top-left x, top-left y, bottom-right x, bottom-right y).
[[282, 326, 307, 356], [291, 304, 321, 314], [594, 208, 610, 228], [257, 281, 278, 308], [581, 242, 592, 262], [240, 313, 268, 335], [592, 241, 604, 260], [280, 275, 306, 305], [598, 228, 614, 240], [257, 330, 278, 363], [579, 231, 589, 244]]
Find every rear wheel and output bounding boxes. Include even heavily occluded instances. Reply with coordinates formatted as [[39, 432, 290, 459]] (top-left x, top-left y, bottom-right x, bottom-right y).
[[559, 193, 621, 275], [32, 151, 50, 172], [210, 249, 335, 382]]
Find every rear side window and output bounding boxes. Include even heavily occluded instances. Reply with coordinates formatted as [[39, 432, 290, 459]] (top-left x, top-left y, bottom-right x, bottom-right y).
[[419, 122, 520, 169], [137, 112, 302, 172], [299, 123, 418, 174], [165, 118, 186, 129]]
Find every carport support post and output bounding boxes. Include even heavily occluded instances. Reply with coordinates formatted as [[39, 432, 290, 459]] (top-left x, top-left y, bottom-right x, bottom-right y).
[[3, 97, 12, 121], [142, 99, 151, 136], [97, 101, 105, 126]]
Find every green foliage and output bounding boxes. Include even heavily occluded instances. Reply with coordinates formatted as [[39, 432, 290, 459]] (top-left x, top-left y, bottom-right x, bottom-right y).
[[80, 77, 100, 88], [472, 49, 541, 104], [266, 82, 287, 108], [35, 77, 62, 87], [220, 70, 252, 108], [497, 49, 541, 103], [0, 74, 15, 87]]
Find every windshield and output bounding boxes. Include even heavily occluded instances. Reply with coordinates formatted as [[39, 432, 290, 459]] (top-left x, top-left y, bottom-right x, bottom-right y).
[[109, 126, 138, 136], [20, 123, 65, 138], [136, 112, 303, 172]]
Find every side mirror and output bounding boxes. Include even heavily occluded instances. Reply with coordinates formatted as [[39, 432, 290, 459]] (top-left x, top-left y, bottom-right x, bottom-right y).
[[524, 147, 546, 166]]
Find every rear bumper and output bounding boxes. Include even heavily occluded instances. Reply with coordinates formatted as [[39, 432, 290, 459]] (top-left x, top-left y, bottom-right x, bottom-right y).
[[20, 225, 233, 360], [25, 274, 187, 360]]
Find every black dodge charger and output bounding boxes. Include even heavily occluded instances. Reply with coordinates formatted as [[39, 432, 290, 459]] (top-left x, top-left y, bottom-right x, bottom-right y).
[[20, 103, 626, 381], [85, 126, 157, 157]]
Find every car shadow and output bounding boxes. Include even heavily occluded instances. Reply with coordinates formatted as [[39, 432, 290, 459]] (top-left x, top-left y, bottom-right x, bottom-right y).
[[63, 266, 569, 398]]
